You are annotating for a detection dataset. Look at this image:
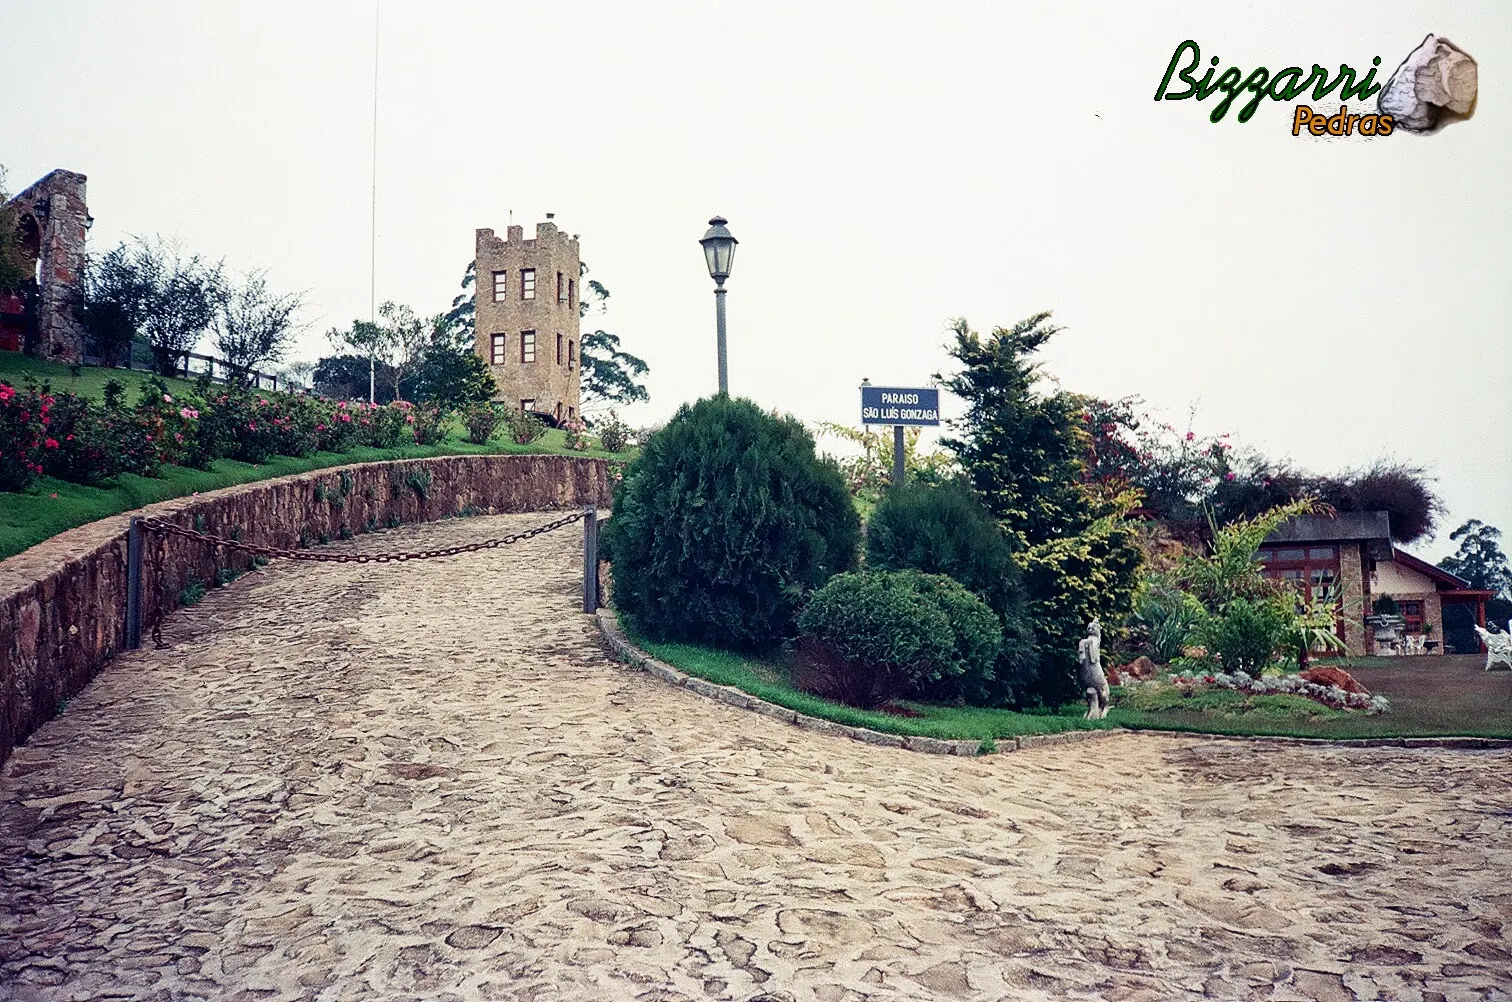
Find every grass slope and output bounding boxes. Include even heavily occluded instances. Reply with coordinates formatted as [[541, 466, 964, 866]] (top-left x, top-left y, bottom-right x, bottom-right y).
[[0, 353, 632, 561], [0, 350, 203, 402]]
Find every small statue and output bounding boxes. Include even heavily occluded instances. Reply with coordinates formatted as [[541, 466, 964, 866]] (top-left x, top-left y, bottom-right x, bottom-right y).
[[1078, 618, 1110, 720]]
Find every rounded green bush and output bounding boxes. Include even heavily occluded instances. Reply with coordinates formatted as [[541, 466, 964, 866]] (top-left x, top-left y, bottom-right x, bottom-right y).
[[865, 479, 1035, 704], [601, 395, 859, 651], [795, 570, 1003, 709]]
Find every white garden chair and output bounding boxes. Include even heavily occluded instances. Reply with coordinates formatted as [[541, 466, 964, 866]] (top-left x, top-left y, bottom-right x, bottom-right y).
[[1472, 621, 1512, 671], [1404, 634, 1427, 656]]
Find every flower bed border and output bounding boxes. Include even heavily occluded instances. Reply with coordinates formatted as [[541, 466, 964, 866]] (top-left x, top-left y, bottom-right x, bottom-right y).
[[595, 610, 1512, 753]]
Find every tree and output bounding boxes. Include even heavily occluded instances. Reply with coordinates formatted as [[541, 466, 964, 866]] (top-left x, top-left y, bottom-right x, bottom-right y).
[[412, 306, 495, 409], [313, 353, 398, 402], [1440, 520, 1512, 597], [577, 264, 649, 412], [937, 313, 1145, 705], [212, 271, 304, 384], [129, 238, 228, 376], [72, 243, 153, 367], [0, 165, 30, 294], [326, 301, 428, 402], [443, 261, 475, 343]]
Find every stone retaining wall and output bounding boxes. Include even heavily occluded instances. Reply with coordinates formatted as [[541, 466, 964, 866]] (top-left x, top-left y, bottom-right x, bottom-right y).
[[0, 455, 612, 765]]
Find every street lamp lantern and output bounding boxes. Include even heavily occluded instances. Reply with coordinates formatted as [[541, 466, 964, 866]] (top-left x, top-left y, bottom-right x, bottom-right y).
[[699, 216, 738, 394], [700, 215, 737, 283]]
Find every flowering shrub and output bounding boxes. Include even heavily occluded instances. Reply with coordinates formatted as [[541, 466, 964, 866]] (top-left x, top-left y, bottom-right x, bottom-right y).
[[460, 401, 503, 445], [503, 408, 546, 445], [40, 391, 121, 485], [406, 402, 452, 446], [358, 401, 409, 448], [596, 411, 631, 453], [0, 382, 53, 492], [314, 399, 361, 452], [265, 394, 320, 458], [562, 417, 592, 451], [1165, 670, 1389, 713], [133, 380, 216, 470]]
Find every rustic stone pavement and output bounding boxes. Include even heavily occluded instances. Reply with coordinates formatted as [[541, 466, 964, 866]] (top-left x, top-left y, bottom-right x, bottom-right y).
[[2, 513, 1509, 1002]]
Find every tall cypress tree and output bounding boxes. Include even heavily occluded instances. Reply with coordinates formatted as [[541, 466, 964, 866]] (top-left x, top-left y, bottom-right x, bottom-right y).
[[938, 314, 1143, 705]]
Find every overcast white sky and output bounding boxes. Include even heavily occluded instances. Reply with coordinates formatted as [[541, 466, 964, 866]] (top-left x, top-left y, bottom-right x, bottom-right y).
[[3, 1, 1508, 560]]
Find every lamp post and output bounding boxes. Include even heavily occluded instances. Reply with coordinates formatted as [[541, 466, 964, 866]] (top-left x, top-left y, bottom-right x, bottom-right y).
[[699, 216, 738, 396]]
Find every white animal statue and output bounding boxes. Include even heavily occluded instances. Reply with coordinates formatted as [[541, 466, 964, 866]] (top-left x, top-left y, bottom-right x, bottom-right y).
[[1472, 621, 1512, 672], [1078, 618, 1110, 720]]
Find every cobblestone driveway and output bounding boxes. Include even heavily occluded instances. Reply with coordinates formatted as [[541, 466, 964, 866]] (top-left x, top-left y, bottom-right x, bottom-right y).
[[2, 513, 1510, 1002]]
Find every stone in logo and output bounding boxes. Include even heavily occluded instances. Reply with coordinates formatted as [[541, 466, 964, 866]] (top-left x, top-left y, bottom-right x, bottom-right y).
[[1378, 34, 1478, 134]]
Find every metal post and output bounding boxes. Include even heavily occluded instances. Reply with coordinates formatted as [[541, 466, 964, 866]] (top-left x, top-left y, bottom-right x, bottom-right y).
[[582, 507, 599, 613], [714, 282, 728, 396], [893, 425, 905, 487], [125, 517, 143, 650]]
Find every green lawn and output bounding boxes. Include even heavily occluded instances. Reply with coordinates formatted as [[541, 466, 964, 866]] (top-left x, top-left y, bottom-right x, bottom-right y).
[[0, 350, 204, 402], [627, 625, 1115, 742], [627, 625, 1512, 742], [1110, 655, 1512, 739], [0, 352, 632, 561]]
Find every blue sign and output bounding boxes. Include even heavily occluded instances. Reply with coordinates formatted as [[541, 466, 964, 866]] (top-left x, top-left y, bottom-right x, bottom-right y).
[[861, 386, 940, 426]]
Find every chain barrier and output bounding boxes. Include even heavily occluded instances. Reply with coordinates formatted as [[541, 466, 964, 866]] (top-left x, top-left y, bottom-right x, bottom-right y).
[[137, 509, 589, 565]]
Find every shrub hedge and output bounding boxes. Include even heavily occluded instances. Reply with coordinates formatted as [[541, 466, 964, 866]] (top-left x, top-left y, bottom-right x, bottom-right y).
[[865, 479, 1037, 705], [795, 570, 1003, 709], [603, 395, 860, 651]]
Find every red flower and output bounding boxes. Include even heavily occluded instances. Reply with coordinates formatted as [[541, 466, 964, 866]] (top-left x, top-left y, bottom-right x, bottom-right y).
[[44, 438, 58, 449]]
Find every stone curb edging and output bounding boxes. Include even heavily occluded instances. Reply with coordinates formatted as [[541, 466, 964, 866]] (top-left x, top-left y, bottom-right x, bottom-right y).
[[594, 609, 1124, 756], [593, 610, 1512, 755]]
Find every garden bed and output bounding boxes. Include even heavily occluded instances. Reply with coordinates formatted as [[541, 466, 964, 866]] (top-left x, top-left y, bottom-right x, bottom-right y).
[[1112, 655, 1512, 739], [620, 619, 1117, 744], [619, 622, 1512, 743]]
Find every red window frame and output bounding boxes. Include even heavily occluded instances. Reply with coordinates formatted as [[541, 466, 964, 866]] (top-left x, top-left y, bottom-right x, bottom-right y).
[[490, 333, 506, 365], [1398, 600, 1425, 633], [1257, 545, 1345, 639]]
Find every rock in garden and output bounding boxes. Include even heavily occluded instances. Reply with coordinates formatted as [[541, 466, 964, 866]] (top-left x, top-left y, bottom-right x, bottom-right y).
[[1299, 666, 1368, 695], [1378, 35, 1478, 133], [1125, 655, 1159, 681]]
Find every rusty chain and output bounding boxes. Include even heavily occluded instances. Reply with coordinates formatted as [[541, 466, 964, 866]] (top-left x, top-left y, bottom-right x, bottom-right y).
[[137, 509, 589, 565]]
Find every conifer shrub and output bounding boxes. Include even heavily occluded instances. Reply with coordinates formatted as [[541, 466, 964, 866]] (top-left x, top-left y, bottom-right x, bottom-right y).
[[865, 480, 1036, 705], [602, 395, 859, 651], [794, 570, 1002, 709]]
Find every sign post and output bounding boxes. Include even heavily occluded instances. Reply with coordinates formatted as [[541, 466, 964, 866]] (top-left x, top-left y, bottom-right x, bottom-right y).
[[860, 383, 940, 487]]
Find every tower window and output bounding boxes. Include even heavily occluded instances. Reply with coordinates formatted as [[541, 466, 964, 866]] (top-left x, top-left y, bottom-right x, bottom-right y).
[[521, 269, 535, 300], [520, 330, 536, 363], [490, 333, 507, 365], [568, 279, 575, 309], [492, 271, 507, 302], [567, 339, 575, 371], [556, 332, 563, 364], [557, 271, 565, 303]]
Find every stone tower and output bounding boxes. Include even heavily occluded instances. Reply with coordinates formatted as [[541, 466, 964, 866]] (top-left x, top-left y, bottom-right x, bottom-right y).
[[2, 169, 90, 363], [473, 219, 582, 424]]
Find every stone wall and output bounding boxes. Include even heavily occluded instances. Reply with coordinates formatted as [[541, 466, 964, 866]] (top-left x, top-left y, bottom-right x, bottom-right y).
[[0, 454, 611, 766], [2, 168, 89, 363]]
